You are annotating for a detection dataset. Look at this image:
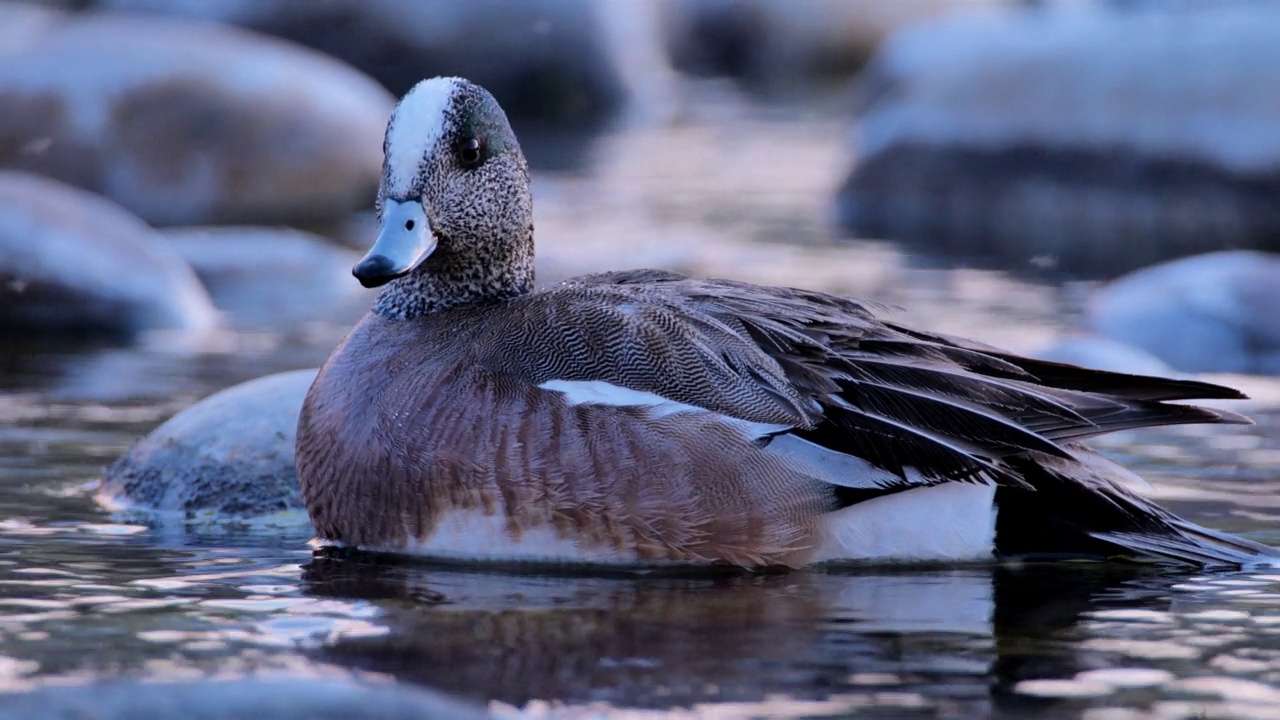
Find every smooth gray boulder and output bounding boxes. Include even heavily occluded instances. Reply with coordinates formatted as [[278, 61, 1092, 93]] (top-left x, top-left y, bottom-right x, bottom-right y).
[[92, 0, 658, 130], [1035, 335, 1179, 378], [839, 5, 1280, 276], [0, 2, 393, 226], [0, 678, 489, 720], [164, 226, 372, 331], [1087, 251, 1280, 375], [0, 171, 216, 335], [99, 369, 318, 520]]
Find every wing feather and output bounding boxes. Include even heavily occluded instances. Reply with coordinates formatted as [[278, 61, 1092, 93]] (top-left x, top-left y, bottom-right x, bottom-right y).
[[478, 272, 1248, 493]]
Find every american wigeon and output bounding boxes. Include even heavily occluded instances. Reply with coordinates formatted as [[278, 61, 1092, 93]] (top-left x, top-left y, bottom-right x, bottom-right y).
[[296, 77, 1277, 569]]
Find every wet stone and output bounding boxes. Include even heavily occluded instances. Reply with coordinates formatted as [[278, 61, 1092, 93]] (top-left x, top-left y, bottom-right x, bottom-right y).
[[164, 226, 372, 331], [1035, 336, 1179, 377], [838, 5, 1280, 276], [0, 2, 393, 226], [98, 369, 318, 521], [0, 171, 216, 336], [660, 0, 1000, 92], [92, 0, 649, 130], [0, 1, 60, 49], [1088, 251, 1280, 375]]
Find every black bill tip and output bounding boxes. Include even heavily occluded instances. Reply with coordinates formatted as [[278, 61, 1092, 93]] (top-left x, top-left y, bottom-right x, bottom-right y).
[[352, 255, 405, 288]]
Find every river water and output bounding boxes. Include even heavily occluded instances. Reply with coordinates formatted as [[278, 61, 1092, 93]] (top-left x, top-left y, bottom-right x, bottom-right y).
[[2, 91, 1279, 719]]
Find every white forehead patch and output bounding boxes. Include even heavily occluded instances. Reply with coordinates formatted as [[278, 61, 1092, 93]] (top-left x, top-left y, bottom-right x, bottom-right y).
[[384, 77, 463, 197]]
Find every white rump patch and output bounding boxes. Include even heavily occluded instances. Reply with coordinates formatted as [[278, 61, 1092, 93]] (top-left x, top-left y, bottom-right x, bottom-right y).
[[398, 510, 639, 565], [384, 77, 462, 197], [813, 482, 997, 563], [538, 379, 790, 438]]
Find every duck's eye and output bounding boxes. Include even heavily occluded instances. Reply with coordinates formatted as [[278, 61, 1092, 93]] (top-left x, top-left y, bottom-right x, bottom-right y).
[[458, 137, 483, 168]]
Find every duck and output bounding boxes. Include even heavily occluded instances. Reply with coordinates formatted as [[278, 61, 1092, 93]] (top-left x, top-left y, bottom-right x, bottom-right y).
[[296, 76, 1277, 569]]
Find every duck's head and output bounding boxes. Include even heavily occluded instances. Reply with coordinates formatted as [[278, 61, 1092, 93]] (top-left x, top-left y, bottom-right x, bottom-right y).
[[355, 77, 532, 292]]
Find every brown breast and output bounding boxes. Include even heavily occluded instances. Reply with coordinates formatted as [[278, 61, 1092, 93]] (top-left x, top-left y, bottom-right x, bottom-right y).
[[294, 308, 832, 567]]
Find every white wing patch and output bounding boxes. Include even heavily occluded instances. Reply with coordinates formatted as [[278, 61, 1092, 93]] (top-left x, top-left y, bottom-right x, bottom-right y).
[[384, 77, 462, 197], [537, 379, 790, 438], [765, 433, 906, 490]]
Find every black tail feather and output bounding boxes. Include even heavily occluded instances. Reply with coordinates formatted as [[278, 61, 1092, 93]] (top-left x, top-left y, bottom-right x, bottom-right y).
[[995, 453, 1278, 567], [983, 353, 1249, 403]]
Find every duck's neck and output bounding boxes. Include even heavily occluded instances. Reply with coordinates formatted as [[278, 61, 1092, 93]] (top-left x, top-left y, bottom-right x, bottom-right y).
[[372, 228, 535, 319]]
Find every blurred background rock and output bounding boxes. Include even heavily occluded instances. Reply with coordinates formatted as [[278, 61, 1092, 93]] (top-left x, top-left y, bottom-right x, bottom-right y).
[[0, 171, 217, 336], [91, 0, 652, 133], [839, 1, 1280, 276], [0, 2, 393, 227], [5, 0, 1280, 519], [659, 0, 1005, 97]]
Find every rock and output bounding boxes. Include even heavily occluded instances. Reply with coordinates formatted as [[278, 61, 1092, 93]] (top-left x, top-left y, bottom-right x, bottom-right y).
[[0, 1, 59, 48], [164, 227, 372, 331], [91, 0, 661, 130], [0, 171, 216, 336], [0, 678, 489, 720], [660, 0, 1006, 93], [318, 211, 380, 253], [1035, 335, 1178, 377], [98, 369, 317, 520], [0, 2, 394, 226], [839, 5, 1280, 276], [1087, 251, 1280, 375]]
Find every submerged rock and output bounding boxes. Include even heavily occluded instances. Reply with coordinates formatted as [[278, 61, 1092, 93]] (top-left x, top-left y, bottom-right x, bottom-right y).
[[0, 678, 489, 720], [839, 5, 1280, 276], [0, 2, 393, 226], [99, 369, 317, 520], [1087, 251, 1280, 375], [164, 227, 371, 331], [0, 171, 216, 336], [92, 0, 660, 130]]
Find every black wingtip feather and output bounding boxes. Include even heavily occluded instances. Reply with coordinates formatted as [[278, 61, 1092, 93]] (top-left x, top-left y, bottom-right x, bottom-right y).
[[993, 355, 1251, 403], [881, 323, 1250, 402], [1197, 405, 1255, 425]]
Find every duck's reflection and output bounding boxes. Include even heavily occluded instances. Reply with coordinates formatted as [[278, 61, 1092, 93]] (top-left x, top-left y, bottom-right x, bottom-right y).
[[300, 551, 1181, 714], [988, 562, 1183, 714]]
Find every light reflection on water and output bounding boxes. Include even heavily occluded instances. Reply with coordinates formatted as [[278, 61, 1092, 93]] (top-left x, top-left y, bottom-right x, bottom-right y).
[[1, 97, 1279, 718]]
